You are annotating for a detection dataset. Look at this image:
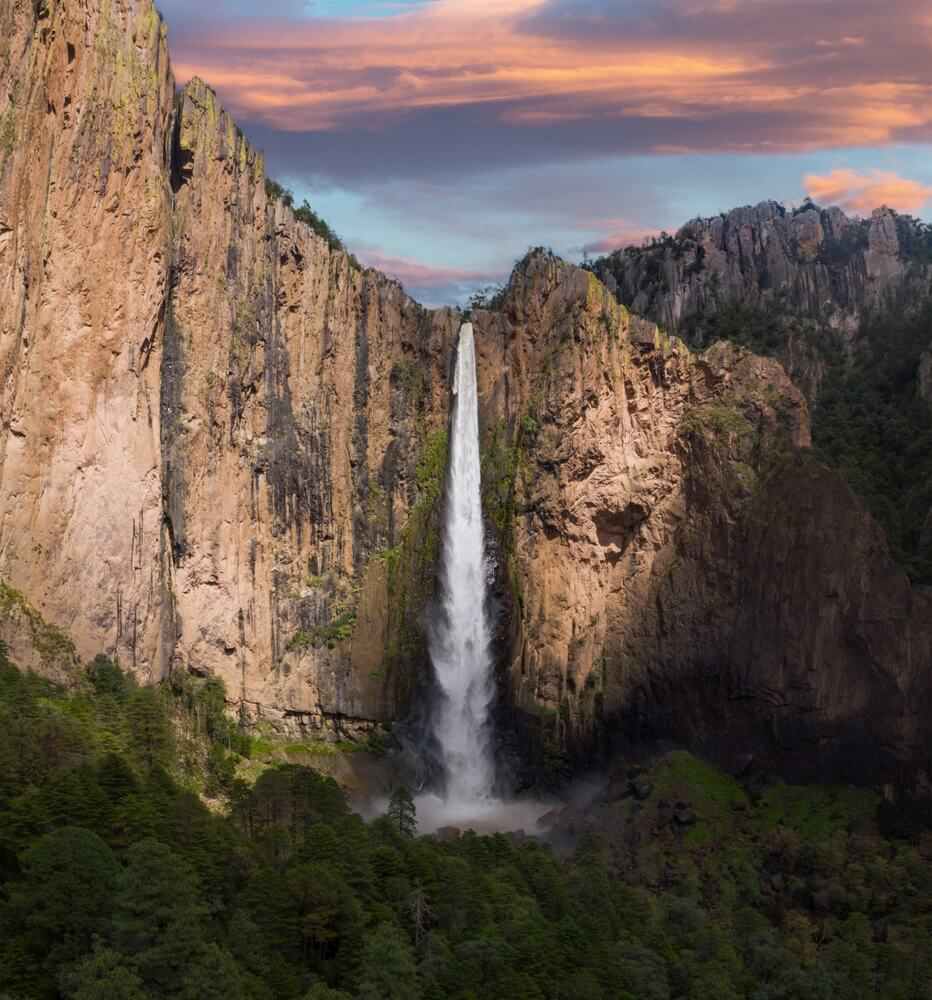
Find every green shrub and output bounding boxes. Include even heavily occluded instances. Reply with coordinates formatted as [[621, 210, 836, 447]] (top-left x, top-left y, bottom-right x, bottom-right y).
[[287, 606, 357, 651], [265, 177, 349, 255]]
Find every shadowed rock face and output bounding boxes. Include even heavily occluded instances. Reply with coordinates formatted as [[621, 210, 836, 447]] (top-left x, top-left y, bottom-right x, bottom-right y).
[[0, 0, 930, 803], [465, 256, 931, 804]]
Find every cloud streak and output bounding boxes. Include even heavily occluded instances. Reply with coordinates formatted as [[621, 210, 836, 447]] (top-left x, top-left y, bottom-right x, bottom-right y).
[[163, 0, 931, 158], [155, 0, 932, 305], [355, 247, 508, 305]]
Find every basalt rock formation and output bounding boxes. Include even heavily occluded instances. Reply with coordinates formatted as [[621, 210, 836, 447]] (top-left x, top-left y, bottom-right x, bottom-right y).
[[1, 0, 930, 804]]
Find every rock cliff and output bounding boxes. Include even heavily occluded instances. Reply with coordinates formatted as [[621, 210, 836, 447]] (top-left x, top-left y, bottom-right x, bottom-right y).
[[1, 0, 930, 804], [595, 200, 932, 588], [0, 0, 458, 735], [599, 199, 932, 338], [468, 257, 931, 800]]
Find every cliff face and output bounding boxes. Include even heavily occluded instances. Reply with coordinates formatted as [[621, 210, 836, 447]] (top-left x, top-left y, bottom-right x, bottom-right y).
[[0, 0, 174, 685], [597, 201, 932, 590], [595, 201, 932, 411], [164, 77, 458, 730], [469, 257, 931, 798], [599, 200, 932, 338], [1, 0, 930, 801], [0, 0, 457, 734]]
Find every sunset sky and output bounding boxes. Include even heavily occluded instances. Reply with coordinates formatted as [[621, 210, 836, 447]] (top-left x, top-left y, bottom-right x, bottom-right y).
[[159, 0, 932, 304]]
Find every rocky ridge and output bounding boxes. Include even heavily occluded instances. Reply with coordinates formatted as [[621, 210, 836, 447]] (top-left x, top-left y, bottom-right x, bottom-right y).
[[598, 200, 932, 338], [1, 0, 930, 805], [468, 257, 931, 799]]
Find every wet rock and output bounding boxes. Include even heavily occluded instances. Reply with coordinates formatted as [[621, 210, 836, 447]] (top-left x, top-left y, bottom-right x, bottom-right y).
[[538, 808, 563, 827], [600, 778, 631, 802]]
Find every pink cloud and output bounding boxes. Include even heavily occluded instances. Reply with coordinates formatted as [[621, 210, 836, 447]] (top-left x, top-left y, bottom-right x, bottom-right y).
[[804, 168, 932, 215], [357, 249, 505, 291], [580, 227, 660, 255], [163, 0, 932, 153]]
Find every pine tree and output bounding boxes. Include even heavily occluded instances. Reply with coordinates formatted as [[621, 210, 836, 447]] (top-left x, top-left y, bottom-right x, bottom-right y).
[[63, 943, 151, 1000], [8, 826, 121, 978], [111, 838, 242, 997], [388, 786, 417, 837], [355, 923, 421, 1000], [304, 984, 353, 1000], [124, 688, 172, 771]]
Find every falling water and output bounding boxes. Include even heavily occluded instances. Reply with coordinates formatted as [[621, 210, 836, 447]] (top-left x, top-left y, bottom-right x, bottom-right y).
[[427, 321, 496, 806], [366, 320, 555, 834]]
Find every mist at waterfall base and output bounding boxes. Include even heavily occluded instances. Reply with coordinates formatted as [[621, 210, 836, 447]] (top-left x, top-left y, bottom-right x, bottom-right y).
[[361, 323, 555, 836]]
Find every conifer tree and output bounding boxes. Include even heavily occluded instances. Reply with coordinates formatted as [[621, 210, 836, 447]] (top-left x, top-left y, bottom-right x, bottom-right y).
[[387, 786, 417, 837], [355, 924, 421, 1000]]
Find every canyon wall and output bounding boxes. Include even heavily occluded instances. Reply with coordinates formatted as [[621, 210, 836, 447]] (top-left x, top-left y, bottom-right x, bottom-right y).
[[0, 0, 458, 733], [468, 256, 931, 797], [0, 0, 174, 684], [1, 0, 930, 800]]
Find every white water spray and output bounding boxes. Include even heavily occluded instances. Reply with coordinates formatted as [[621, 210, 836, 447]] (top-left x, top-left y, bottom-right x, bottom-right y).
[[428, 321, 496, 806], [359, 321, 555, 835]]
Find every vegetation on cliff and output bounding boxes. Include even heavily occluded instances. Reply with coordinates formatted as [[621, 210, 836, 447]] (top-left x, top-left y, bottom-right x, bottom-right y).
[[674, 298, 932, 583], [813, 302, 932, 582], [1, 646, 931, 999], [591, 204, 932, 584], [265, 179, 360, 268]]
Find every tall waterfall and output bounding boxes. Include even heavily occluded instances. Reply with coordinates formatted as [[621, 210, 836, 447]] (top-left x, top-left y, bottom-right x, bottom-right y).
[[428, 321, 496, 805]]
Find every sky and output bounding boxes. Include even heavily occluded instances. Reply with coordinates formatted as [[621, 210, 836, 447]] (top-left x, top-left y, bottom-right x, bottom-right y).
[[158, 0, 932, 305]]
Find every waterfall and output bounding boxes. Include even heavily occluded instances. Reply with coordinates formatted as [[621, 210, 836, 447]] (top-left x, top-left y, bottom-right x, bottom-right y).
[[428, 321, 496, 805], [383, 319, 552, 834]]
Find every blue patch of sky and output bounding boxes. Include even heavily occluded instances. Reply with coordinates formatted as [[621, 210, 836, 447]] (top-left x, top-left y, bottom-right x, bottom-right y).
[[157, 0, 435, 20], [279, 143, 932, 302]]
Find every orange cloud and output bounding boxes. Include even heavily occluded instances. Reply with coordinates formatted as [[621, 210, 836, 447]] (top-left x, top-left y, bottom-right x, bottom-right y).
[[577, 219, 659, 254], [164, 0, 932, 152], [804, 168, 932, 215]]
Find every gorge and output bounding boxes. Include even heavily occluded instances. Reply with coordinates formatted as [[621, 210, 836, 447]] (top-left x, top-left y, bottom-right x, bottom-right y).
[[414, 321, 552, 834], [0, 0, 931, 824], [5, 1, 932, 996]]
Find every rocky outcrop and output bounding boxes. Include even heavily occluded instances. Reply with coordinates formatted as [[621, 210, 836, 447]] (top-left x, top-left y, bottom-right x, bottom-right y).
[[1, 0, 930, 805], [595, 202, 932, 405], [0, 582, 81, 686], [598, 200, 931, 339]]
